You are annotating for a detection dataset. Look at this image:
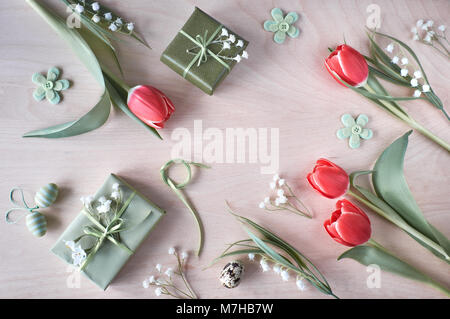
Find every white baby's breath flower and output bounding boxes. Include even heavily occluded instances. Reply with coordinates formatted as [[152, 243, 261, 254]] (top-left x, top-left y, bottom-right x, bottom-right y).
[[424, 34, 432, 43], [277, 189, 284, 197], [278, 196, 287, 204], [181, 251, 188, 260], [228, 34, 236, 43], [273, 174, 280, 181], [260, 259, 270, 272], [165, 268, 173, 278], [400, 68, 408, 77], [241, 51, 248, 59], [438, 25, 446, 32], [97, 203, 110, 214], [148, 275, 156, 284], [109, 23, 118, 32], [155, 287, 162, 296], [410, 78, 418, 87], [233, 55, 242, 63], [274, 198, 280, 206], [168, 247, 175, 255], [112, 183, 120, 191], [278, 179, 285, 186], [391, 56, 399, 64], [413, 89, 421, 98], [270, 182, 276, 190], [401, 57, 408, 65], [223, 42, 231, 50], [248, 253, 255, 261], [385, 43, 394, 53], [264, 197, 270, 204], [127, 23, 135, 31], [98, 196, 107, 204], [155, 264, 162, 272], [259, 202, 266, 209], [416, 19, 424, 27], [115, 18, 123, 25], [273, 264, 281, 274], [142, 280, 149, 288], [426, 20, 434, 27], [296, 277, 307, 291], [413, 34, 420, 41], [92, 2, 100, 11], [92, 14, 101, 23], [421, 24, 429, 31], [104, 12, 112, 21], [280, 270, 290, 281], [422, 84, 430, 92], [236, 39, 244, 47], [413, 70, 422, 79], [111, 191, 120, 200], [75, 4, 84, 13], [221, 28, 228, 37]]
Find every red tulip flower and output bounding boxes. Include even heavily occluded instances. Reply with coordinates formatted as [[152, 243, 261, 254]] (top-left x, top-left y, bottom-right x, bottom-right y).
[[127, 85, 175, 129], [325, 44, 369, 87], [307, 158, 349, 199], [324, 199, 371, 247]]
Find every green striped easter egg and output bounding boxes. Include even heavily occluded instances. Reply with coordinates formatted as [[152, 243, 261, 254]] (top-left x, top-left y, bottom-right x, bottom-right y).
[[34, 183, 59, 208], [26, 211, 47, 237]]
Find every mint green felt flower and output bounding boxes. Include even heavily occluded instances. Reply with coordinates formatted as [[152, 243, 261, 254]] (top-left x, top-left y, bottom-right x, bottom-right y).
[[32, 67, 70, 105], [337, 114, 373, 149], [263, 8, 300, 44]]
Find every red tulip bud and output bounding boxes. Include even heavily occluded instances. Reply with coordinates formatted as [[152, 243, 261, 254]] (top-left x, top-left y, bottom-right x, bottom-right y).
[[307, 158, 349, 199], [325, 44, 369, 87], [324, 199, 371, 247], [127, 85, 175, 129]]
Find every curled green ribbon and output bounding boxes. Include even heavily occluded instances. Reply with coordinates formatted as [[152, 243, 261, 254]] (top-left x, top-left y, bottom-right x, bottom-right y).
[[5, 188, 39, 224], [160, 159, 210, 256], [179, 25, 231, 78], [78, 191, 136, 271]]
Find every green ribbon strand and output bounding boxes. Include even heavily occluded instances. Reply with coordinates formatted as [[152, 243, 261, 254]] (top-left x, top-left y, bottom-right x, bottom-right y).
[[179, 25, 231, 78], [79, 191, 136, 271], [160, 159, 210, 256], [5, 188, 39, 224]]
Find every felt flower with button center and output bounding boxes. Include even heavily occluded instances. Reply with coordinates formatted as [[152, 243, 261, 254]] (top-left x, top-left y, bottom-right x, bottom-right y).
[[32, 67, 70, 105], [337, 114, 373, 149], [263, 8, 300, 44]]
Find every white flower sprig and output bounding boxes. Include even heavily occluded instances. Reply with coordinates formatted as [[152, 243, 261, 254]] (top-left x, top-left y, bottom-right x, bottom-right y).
[[383, 42, 432, 98], [259, 174, 312, 218], [248, 253, 309, 291], [142, 247, 198, 299], [411, 19, 449, 59], [186, 27, 248, 64]]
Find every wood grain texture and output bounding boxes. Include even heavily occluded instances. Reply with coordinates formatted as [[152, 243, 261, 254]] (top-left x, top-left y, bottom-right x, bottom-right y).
[[0, 0, 449, 299]]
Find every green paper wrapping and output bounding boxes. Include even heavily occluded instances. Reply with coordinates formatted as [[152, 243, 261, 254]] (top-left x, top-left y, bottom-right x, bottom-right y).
[[51, 174, 165, 290], [160, 7, 249, 95]]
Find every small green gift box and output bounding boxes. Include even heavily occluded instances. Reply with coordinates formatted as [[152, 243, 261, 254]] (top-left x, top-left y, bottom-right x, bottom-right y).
[[161, 7, 249, 95], [51, 174, 165, 290]]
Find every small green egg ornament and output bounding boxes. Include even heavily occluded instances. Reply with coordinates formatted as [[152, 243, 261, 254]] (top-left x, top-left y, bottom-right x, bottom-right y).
[[34, 183, 58, 208], [26, 211, 47, 237]]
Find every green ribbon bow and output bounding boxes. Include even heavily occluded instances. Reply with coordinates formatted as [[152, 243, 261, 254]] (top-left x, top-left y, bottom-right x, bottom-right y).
[[179, 25, 231, 78], [5, 188, 39, 224], [160, 159, 209, 256], [78, 191, 136, 271]]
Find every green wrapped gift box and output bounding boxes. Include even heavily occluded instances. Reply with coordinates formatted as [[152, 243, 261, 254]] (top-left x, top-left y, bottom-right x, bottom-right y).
[[51, 174, 165, 290], [161, 7, 249, 95]]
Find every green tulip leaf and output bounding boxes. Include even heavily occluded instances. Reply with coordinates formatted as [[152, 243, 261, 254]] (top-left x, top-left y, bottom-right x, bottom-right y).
[[372, 131, 450, 261], [339, 245, 431, 283]]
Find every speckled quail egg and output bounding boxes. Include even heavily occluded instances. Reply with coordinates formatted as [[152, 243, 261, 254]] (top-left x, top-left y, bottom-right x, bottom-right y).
[[219, 260, 245, 288]]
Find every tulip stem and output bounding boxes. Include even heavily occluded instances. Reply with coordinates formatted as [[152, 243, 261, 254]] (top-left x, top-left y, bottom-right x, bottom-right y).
[[363, 84, 450, 152], [347, 189, 450, 262], [101, 64, 131, 92], [367, 239, 450, 297]]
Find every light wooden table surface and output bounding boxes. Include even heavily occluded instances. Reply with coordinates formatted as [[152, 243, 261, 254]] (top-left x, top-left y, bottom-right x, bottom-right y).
[[0, 0, 449, 299]]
